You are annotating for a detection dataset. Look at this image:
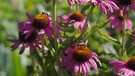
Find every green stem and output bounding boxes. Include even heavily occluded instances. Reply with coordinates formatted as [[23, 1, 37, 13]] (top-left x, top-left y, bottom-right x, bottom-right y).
[[79, 4, 95, 39], [76, 3, 79, 11], [75, 28, 79, 34], [52, 0, 58, 51], [75, 3, 80, 34], [31, 56, 38, 76], [52, 0, 60, 68], [121, 12, 127, 59], [51, 63, 59, 76], [86, 4, 95, 21], [41, 35, 48, 76]]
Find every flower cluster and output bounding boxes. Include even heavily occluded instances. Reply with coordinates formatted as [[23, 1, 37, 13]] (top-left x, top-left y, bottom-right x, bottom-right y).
[[8, 0, 135, 76], [110, 56, 135, 76], [61, 41, 101, 76], [59, 11, 90, 30], [110, 10, 132, 32], [8, 12, 61, 54]]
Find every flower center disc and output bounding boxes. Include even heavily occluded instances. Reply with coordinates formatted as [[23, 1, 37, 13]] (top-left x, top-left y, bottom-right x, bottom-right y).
[[73, 46, 91, 62], [126, 56, 135, 71], [117, 11, 123, 20], [70, 11, 84, 21], [19, 31, 37, 43], [119, 0, 135, 6], [32, 13, 49, 30]]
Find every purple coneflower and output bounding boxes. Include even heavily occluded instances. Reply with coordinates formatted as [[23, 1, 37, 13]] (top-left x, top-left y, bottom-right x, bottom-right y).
[[59, 11, 90, 30], [45, 0, 51, 3], [67, 0, 90, 8], [61, 41, 101, 76], [110, 56, 135, 76], [113, 0, 135, 12], [8, 31, 41, 54], [19, 12, 61, 40], [110, 11, 132, 32], [90, 0, 119, 14]]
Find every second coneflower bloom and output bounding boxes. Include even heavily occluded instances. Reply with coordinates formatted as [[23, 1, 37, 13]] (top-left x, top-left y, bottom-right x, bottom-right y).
[[67, 0, 90, 8], [19, 12, 61, 40], [110, 11, 132, 32], [59, 11, 90, 30], [110, 56, 135, 76], [8, 31, 41, 55], [90, 0, 119, 14], [113, 0, 135, 12], [61, 41, 101, 76]]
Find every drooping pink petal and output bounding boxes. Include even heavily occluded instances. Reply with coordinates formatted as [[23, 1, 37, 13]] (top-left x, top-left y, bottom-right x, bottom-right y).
[[89, 59, 97, 71], [110, 60, 126, 65], [11, 41, 22, 51], [124, 69, 134, 76], [126, 19, 132, 30], [19, 45, 25, 54], [82, 63, 87, 76], [26, 13, 33, 22], [99, 3, 107, 14], [74, 22, 80, 28], [73, 63, 79, 75], [59, 15, 70, 20]]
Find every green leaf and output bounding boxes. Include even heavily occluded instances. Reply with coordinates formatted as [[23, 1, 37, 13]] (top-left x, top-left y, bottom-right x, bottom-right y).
[[81, 3, 92, 14], [101, 35, 120, 47], [124, 30, 133, 35]]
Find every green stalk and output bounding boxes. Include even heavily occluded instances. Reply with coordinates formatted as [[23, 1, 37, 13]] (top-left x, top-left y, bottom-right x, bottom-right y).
[[75, 3, 79, 34], [52, 0, 60, 70], [51, 63, 59, 76], [79, 4, 95, 38], [121, 12, 127, 60], [41, 35, 48, 76], [52, 0, 58, 51], [76, 3, 79, 11], [31, 56, 38, 76]]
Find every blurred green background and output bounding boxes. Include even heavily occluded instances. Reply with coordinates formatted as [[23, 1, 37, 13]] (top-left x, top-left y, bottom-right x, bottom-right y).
[[0, 0, 135, 76]]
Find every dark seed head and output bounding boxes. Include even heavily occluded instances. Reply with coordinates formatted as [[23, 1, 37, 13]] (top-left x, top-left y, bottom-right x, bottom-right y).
[[126, 56, 135, 71], [73, 46, 91, 62], [70, 11, 85, 21], [119, 0, 135, 6], [19, 31, 37, 43], [32, 13, 49, 30], [117, 11, 124, 20]]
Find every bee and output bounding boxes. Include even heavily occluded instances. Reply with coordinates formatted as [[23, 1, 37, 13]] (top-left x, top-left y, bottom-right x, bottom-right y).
[[42, 12, 50, 16], [77, 40, 86, 46]]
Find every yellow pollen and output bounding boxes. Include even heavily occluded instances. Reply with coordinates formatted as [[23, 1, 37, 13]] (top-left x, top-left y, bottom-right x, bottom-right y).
[[126, 56, 135, 71], [32, 13, 49, 30], [118, 11, 123, 20], [73, 46, 91, 62], [70, 11, 84, 21]]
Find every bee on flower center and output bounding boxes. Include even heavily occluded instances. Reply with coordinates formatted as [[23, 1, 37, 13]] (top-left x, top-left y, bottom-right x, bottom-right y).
[[32, 13, 50, 30], [73, 44, 91, 62]]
